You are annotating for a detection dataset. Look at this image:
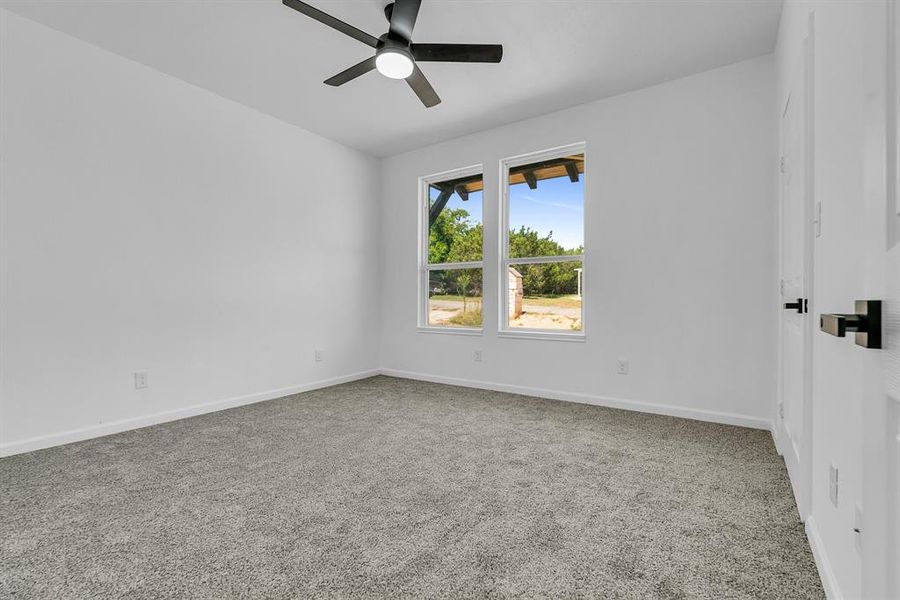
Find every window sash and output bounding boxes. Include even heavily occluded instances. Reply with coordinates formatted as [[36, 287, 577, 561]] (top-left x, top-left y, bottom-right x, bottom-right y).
[[504, 254, 584, 266], [420, 264, 484, 332], [499, 142, 586, 337], [424, 261, 483, 271], [420, 165, 484, 331]]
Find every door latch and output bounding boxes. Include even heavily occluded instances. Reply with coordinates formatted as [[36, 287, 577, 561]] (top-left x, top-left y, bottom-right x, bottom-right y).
[[820, 300, 882, 349], [783, 298, 807, 314]]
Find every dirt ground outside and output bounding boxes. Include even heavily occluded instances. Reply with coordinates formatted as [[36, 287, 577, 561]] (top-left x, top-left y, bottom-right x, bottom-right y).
[[429, 296, 581, 331]]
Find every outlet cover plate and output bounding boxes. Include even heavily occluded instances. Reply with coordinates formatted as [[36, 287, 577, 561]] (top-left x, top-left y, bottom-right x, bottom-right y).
[[134, 371, 148, 390]]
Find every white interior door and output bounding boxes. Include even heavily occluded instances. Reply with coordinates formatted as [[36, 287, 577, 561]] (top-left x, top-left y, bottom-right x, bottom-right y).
[[854, 2, 899, 596], [779, 38, 812, 520]]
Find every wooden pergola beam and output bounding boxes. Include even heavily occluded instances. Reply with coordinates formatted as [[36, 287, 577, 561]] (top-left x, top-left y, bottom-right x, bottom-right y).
[[428, 154, 584, 227], [427, 174, 482, 226], [523, 171, 537, 190], [432, 173, 484, 195], [428, 188, 454, 228], [508, 154, 584, 187]]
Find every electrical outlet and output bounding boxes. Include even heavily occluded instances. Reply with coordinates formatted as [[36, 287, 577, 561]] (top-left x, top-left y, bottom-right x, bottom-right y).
[[134, 371, 148, 390], [314, 349, 324, 362], [829, 463, 839, 507], [474, 350, 482, 362], [617, 358, 629, 375]]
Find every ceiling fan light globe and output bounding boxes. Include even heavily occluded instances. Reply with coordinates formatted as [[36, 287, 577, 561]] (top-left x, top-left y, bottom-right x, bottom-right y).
[[376, 49, 414, 79]]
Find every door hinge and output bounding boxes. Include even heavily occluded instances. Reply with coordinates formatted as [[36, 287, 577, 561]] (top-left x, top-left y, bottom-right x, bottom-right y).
[[780, 156, 785, 173], [779, 402, 785, 420], [814, 201, 822, 237]]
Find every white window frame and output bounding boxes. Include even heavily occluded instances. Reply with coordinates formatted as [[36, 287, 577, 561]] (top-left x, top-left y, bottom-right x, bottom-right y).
[[498, 142, 586, 341], [891, 0, 900, 215], [417, 164, 484, 335]]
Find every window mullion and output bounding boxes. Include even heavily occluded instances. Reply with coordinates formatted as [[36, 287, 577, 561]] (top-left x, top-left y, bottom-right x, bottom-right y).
[[506, 255, 584, 266], [426, 261, 483, 271]]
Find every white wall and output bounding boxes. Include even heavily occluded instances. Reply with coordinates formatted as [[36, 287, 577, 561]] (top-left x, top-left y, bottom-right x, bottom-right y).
[[379, 55, 777, 428], [776, 2, 900, 598], [0, 10, 381, 454]]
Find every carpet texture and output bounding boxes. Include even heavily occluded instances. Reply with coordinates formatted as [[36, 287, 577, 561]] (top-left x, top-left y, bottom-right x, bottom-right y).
[[0, 376, 822, 599]]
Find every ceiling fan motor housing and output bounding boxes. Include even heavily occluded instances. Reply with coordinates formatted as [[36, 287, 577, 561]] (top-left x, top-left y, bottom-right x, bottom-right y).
[[378, 33, 410, 52], [375, 37, 415, 79]]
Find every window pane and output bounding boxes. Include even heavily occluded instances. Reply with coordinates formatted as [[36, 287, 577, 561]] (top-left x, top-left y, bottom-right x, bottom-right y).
[[428, 174, 483, 264], [508, 154, 583, 259], [506, 261, 582, 331], [428, 268, 483, 328]]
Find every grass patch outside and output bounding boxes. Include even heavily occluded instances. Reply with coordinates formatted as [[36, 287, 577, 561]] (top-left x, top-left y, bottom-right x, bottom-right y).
[[446, 310, 483, 327]]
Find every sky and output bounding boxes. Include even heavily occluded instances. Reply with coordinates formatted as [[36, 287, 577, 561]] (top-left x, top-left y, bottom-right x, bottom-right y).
[[430, 175, 584, 252], [509, 177, 584, 250], [434, 188, 483, 224]]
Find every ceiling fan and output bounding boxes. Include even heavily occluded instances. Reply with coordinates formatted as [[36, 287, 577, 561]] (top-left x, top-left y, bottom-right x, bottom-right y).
[[282, 0, 503, 108]]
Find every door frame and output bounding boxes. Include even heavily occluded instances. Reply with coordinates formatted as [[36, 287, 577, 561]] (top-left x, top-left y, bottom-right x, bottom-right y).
[[882, 2, 900, 596], [776, 14, 815, 522]]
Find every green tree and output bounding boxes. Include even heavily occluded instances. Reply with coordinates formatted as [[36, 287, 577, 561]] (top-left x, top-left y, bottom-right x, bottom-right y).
[[446, 223, 483, 263], [456, 271, 472, 311], [429, 208, 482, 264], [429, 206, 580, 297], [507, 227, 581, 296], [515, 261, 580, 296], [429, 207, 483, 299], [508, 226, 580, 260]]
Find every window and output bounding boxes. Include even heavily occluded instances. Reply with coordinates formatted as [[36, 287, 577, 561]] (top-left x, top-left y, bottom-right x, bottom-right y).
[[500, 144, 585, 337], [419, 166, 483, 332]]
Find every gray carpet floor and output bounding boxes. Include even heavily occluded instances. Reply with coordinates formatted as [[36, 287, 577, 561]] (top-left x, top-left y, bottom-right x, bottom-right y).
[[0, 376, 823, 599]]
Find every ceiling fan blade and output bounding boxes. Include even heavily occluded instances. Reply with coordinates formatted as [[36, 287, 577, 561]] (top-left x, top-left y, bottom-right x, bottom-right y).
[[406, 64, 441, 108], [282, 0, 379, 48], [411, 44, 503, 63], [324, 56, 377, 86], [388, 0, 421, 42]]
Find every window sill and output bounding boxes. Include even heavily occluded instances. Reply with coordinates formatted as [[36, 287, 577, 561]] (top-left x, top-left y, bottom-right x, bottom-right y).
[[417, 326, 483, 337], [497, 330, 586, 343]]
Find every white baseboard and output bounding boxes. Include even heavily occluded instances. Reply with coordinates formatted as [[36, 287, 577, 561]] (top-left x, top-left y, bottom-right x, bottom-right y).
[[770, 421, 785, 456], [0, 367, 771, 457], [379, 368, 771, 430], [0, 369, 380, 458], [805, 516, 842, 600]]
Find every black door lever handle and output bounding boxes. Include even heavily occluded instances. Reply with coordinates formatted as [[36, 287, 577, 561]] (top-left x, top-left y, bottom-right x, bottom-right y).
[[783, 298, 806, 313], [820, 300, 881, 349], [819, 313, 862, 337]]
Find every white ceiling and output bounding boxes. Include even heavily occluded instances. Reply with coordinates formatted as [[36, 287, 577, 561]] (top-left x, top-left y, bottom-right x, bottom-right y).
[[1, 0, 782, 157]]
